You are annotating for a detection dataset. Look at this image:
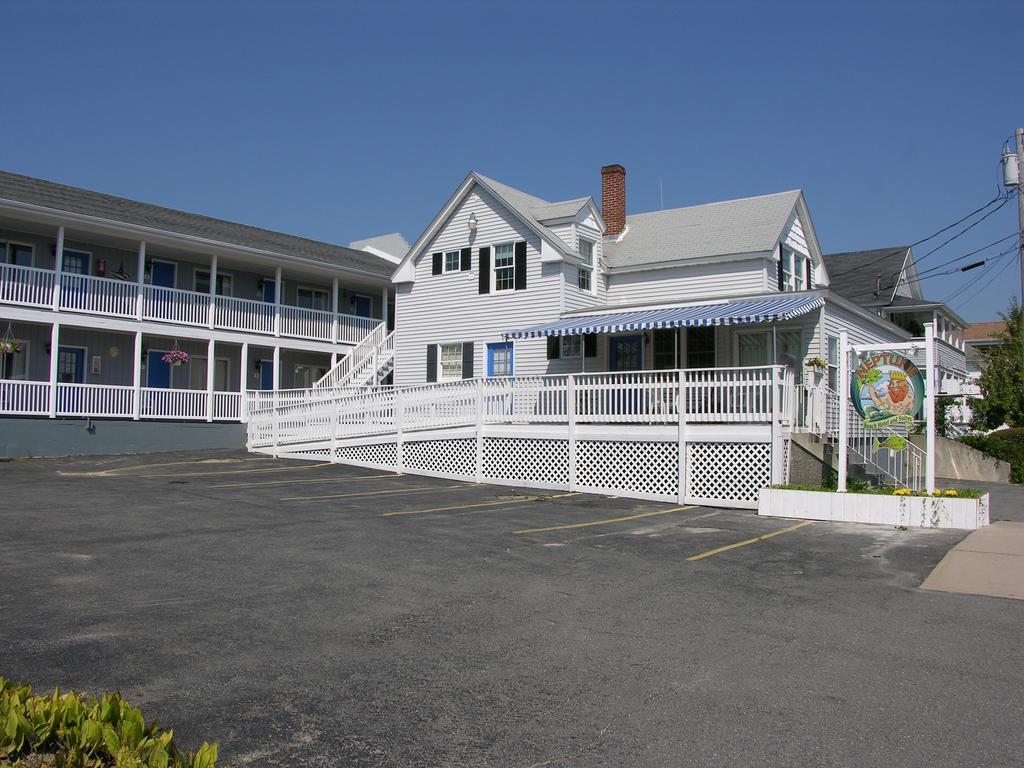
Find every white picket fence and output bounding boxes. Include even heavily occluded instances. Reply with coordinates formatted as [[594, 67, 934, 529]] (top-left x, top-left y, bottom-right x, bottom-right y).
[[246, 366, 793, 509]]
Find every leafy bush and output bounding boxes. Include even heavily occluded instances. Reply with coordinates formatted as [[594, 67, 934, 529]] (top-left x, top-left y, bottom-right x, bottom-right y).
[[0, 676, 218, 767], [960, 427, 1024, 483], [772, 483, 983, 498]]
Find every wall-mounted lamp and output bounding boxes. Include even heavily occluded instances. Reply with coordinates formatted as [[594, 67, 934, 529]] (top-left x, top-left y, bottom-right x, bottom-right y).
[[468, 213, 478, 233]]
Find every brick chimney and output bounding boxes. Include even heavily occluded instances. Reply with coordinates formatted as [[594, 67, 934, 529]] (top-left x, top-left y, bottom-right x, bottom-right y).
[[601, 164, 626, 237]]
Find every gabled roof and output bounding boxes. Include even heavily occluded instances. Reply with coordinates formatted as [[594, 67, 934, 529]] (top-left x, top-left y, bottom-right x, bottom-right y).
[[964, 321, 1007, 342], [0, 170, 394, 277], [603, 190, 803, 269], [822, 246, 915, 305], [349, 232, 410, 263], [532, 197, 591, 222]]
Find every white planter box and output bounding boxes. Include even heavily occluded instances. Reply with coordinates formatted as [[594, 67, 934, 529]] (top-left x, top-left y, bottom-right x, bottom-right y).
[[758, 488, 990, 529]]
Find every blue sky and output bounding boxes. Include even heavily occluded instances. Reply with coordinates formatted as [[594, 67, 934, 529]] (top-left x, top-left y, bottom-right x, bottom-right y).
[[3, 0, 1021, 321]]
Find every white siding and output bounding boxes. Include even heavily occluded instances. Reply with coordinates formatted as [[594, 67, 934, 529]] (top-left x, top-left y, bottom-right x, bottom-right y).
[[604, 259, 770, 306], [822, 301, 904, 350], [394, 184, 564, 384], [781, 210, 810, 257], [548, 222, 575, 250], [563, 215, 606, 312]]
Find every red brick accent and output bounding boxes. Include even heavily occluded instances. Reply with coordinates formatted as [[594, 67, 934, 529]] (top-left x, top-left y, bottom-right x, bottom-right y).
[[601, 164, 626, 236]]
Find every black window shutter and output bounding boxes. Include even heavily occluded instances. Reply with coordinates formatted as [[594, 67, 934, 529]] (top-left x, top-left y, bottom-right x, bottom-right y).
[[583, 334, 597, 358], [547, 336, 560, 360], [426, 344, 437, 382], [478, 247, 491, 294], [777, 248, 785, 291], [432, 252, 442, 276], [514, 241, 527, 291], [806, 256, 813, 288], [461, 341, 474, 379], [460, 247, 471, 271]]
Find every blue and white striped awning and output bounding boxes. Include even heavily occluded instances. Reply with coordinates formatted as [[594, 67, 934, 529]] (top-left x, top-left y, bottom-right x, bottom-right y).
[[507, 295, 824, 338]]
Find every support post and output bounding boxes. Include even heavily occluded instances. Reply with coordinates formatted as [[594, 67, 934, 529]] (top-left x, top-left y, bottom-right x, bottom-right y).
[[770, 365, 784, 485], [382, 286, 389, 331], [240, 342, 249, 424], [48, 322, 60, 418], [474, 377, 483, 483], [395, 386, 404, 474], [52, 226, 64, 311], [206, 338, 216, 423], [677, 369, 687, 504], [208, 254, 218, 329], [273, 266, 282, 337], [925, 322, 937, 494], [331, 278, 339, 343], [837, 331, 849, 492], [136, 241, 146, 320], [567, 374, 577, 491], [133, 330, 143, 420], [273, 345, 281, 391]]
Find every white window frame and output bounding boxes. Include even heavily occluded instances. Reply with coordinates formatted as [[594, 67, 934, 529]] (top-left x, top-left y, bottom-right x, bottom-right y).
[[296, 285, 330, 311], [188, 355, 232, 391], [443, 250, 461, 273], [439, 342, 463, 381], [193, 269, 234, 296], [61, 248, 92, 276], [492, 242, 515, 293], [561, 335, 582, 359], [2, 240, 35, 268], [56, 344, 88, 384], [578, 237, 595, 293]]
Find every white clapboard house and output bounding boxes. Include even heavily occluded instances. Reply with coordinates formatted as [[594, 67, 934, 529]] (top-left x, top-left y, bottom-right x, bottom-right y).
[[248, 165, 966, 508]]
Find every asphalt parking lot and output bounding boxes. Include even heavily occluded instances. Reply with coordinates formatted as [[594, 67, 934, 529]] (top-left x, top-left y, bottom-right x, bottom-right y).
[[1, 449, 1022, 767]]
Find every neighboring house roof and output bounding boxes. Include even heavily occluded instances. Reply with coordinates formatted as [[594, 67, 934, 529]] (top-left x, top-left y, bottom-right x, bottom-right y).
[[964, 321, 1007, 343], [0, 170, 394, 277], [602, 189, 803, 269], [349, 232, 410, 263], [532, 197, 591, 222], [822, 246, 915, 305]]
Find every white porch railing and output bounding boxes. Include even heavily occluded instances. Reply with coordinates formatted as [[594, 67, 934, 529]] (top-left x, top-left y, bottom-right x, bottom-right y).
[[214, 295, 275, 335], [280, 305, 334, 342], [143, 285, 210, 327], [338, 314, 381, 344], [313, 322, 389, 389], [59, 273, 137, 318], [0, 380, 50, 415], [140, 387, 209, 419], [213, 392, 243, 421], [56, 383, 134, 417], [0, 263, 55, 308]]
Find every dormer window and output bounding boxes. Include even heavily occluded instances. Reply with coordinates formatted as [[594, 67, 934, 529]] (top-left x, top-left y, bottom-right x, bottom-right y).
[[578, 237, 594, 292], [779, 247, 811, 292]]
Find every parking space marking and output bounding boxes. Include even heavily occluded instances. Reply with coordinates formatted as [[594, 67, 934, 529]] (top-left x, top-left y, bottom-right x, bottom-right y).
[[282, 484, 469, 502], [513, 505, 697, 534], [58, 457, 272, 477], [686, 520, 813, 561], [382, 492, 579, 518], [140, 462, 333, 478], [211, 473, 397, 489]]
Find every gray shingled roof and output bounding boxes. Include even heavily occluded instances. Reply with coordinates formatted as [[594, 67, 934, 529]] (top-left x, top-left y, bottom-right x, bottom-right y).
[[532, 197, 591, 222], [603, 190, 802, 268], [473, 174, 583, 257], [0, 170, 393, 276], [349, 232, 410, 261], [822, 246, 912, 305]]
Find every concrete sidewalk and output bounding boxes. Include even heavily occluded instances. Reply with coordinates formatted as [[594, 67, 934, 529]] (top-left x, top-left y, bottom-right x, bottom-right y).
[[922, 521, 1024, 600]]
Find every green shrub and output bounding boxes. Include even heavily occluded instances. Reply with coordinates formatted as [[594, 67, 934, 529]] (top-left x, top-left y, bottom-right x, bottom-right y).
[[0, 675, 218, 767], [959, 428, 1024, 483]]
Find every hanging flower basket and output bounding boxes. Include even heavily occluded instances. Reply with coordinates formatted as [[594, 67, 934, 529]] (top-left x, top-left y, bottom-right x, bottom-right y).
[[162, 349, 190, 367], [0, 340, 23, 355]]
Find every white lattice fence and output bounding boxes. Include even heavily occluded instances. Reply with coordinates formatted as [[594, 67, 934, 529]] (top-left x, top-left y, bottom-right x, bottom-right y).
[[575, 439, 679, 501], [403, 438, 476, 479], [685, 442, 771, 508], [481, 438, 569, 487], [334, 441, 398, 470]]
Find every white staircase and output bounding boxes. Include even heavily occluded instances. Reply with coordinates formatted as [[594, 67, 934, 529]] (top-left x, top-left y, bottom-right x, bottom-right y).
[[313, 322, 394, 391]]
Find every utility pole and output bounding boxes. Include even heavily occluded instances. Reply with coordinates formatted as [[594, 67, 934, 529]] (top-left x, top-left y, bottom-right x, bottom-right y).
[[1017, 128, 1024, 390]]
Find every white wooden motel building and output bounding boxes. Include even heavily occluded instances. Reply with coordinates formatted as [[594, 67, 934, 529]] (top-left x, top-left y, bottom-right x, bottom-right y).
[[0, 167, 968, 507]]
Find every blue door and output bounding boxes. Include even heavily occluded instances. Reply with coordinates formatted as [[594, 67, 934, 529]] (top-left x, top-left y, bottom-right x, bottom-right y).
[[486, 342, 514, 376], [259, 360, 274, 390], [610, 335, 643, 371], [352, 294, 372, 318], [147, 350, 171, 388], [150, 261, 176, 288], [260, 279, 276, 303], [61, 250, 89, 275], [57, 347, 85, 383]]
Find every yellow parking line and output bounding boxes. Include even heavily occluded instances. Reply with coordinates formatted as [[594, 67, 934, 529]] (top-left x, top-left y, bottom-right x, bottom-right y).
[[58, 456, 272, 477], [212, 473, 396, 489], [513, 505, 697, 534], [686, 520, 813, 561], [141, 462, 333, 478], [383, 492, 580, 518], [283, 484, 468, 502]]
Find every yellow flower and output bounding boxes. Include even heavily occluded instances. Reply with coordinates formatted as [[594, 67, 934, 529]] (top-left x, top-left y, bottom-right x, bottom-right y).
[[933, 490, 942, 497], [944, 489, 958, 497], [893, 488, 911, 496]]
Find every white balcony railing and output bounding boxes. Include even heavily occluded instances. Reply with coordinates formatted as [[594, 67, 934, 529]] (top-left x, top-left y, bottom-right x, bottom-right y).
[[280, 304, 333, 341], [214, 295, 275, 335], [60, 273, 137, 318], [143, 285, 210, 327], [0, 380, 50, 415], [55, 383, 134, 417], [0, 263, 54, 308]]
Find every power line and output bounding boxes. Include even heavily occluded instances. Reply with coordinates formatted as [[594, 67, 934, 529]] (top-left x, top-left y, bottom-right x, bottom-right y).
[[912, 192, 1016, 265], [827, 191, 1012, 281], [899, 240, 1020, 287], [908, 232, 1019, 281], [948, 252, 1021, 310]]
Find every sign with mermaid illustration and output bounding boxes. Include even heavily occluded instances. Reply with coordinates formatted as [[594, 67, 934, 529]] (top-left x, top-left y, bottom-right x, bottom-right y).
[[850, 352, 924, 429]]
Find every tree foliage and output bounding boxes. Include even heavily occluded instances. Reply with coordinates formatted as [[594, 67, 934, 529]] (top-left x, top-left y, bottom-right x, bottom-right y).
[[971, 301, 1024, 430]]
